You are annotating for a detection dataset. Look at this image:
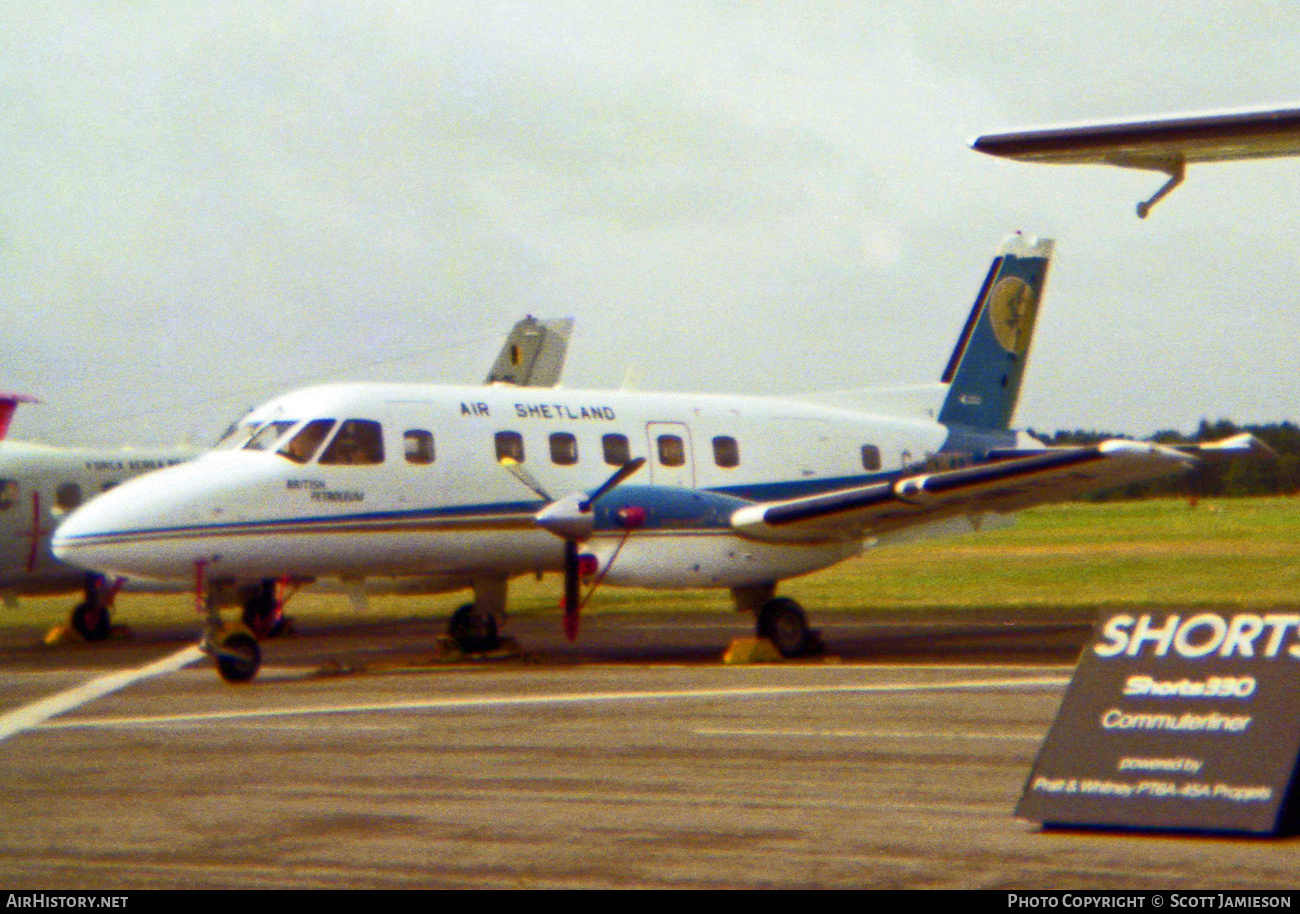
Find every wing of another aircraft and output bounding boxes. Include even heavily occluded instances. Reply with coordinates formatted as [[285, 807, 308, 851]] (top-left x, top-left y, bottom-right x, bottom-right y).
[[972, 106, 1300, 216], [485, 316, 574, 386], [730, 440, 1195, 544]]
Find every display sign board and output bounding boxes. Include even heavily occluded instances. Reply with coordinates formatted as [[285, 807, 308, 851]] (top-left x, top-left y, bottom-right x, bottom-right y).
[[1017, 609, 1300, 834]]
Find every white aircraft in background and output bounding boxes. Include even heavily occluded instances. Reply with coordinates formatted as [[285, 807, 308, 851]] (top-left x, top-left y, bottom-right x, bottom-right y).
[[52, 233, 1243, 683], [0, 395, 198, 638], [2, 316, 573, 640], [972, 105, 1300, 217]]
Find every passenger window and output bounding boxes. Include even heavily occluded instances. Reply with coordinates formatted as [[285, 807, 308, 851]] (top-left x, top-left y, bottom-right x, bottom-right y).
[[55, 483, 82, 513], [861, 445, 881, 471], [550, 432, 578, 466], [279, 419, 336, 464], [319, 419, 385, 465], [404, 430, 435, 465], [712, 436, 740, 468], [602, 433, 630, 466], [657, 435, 685, 467], [0, 479, 15, 511], [242, 420, 296, 452], [495, 431, 525, 463]]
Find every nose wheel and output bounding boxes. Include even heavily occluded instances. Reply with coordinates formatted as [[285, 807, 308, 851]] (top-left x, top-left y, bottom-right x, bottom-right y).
[[71, 599, 111, 641], [207, 627, 262, 684], [69, 573, 122, 641]]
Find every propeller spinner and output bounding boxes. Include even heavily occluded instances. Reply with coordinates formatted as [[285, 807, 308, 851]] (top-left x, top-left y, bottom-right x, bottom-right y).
[[500, 456, 646, 639]]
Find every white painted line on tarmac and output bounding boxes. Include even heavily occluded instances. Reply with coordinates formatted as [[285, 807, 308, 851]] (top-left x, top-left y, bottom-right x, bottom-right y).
[[38, 673, 1070, 732], [693, 727, 1044, 741], [0, 645, 205, 743]]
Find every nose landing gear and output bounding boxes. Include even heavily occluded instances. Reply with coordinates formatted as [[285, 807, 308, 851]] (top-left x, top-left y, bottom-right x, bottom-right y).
[[207, 626, 261, 684], [69, 573, 124, 641]]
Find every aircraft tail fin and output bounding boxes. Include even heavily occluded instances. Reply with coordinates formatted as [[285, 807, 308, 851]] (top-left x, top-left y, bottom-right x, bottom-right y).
[[937, 234, 1053, 431], [0, 393, 38, 441], [485, 316, 574, 387]]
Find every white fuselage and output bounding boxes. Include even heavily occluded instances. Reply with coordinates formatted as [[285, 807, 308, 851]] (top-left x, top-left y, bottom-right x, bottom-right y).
[[52, 383, 956, 593], [0, 441, 197, 599]]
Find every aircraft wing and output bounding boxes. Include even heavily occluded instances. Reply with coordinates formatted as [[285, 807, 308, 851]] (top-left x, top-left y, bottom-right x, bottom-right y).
[[485, 316, 574, 387], [730, 440, 1194, 544], [972, 106, 1300, 216]]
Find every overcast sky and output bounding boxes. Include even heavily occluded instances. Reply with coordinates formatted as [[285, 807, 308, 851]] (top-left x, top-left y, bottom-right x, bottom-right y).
[[6, 1, 1300, 446]]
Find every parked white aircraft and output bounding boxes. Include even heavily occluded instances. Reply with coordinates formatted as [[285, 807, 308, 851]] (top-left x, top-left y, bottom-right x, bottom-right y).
[[0, 397, 198, 637], [52, 234, 1231, 682], [3, 316, 573, 640], [972, 105, 1300, 217]]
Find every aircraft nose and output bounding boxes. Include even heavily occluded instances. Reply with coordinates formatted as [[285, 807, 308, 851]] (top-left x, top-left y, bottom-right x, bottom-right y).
[[51, 462, 204, 580], [52, 488, 152, 577]]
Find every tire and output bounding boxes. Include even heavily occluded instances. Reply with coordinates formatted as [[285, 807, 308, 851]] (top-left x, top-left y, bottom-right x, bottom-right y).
[[71, 600, 112, 641], [757, 597, 812, 658], [214, 631, 261, 684], [448, 603, 500, 653]]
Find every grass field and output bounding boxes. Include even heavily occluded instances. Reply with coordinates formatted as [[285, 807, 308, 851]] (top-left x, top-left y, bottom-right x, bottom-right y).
[[9, 496, 1300, 633]]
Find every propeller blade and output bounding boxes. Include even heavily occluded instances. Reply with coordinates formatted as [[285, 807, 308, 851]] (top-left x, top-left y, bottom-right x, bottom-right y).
[[563, 539, 580, 641], [586, 457, 646, 506], [498, 456, 552, 501]]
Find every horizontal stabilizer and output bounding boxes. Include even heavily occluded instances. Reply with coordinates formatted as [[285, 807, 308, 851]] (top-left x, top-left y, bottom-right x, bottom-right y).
[[1174, 432, 1278, 461], [730, 440, 1195, 544], [0, 393, 39, 441]]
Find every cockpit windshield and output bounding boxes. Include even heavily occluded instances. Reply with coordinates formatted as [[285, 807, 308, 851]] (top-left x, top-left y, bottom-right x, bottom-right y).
[[215, 420, 258, 450], [278, 419, 336, 464], [242, 420, 297, 452]]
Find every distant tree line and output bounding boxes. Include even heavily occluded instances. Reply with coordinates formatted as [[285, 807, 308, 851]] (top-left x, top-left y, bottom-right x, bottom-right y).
[[1026, 420, 1300, 499]]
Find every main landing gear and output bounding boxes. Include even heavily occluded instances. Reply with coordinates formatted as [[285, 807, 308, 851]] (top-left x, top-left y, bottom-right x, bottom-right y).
[[70, 573, 122, 641], [734, 584, 822, 658], [446, 577, 506, 654], [240, 579, 289, 639]]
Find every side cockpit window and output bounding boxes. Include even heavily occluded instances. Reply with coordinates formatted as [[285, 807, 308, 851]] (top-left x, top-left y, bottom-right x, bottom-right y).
[[278, 419, 336, 464], [242, 420, 296, 452], [319, 419, 385, 465]]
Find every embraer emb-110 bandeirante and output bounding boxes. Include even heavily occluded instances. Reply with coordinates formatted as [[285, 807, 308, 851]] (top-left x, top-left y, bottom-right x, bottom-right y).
[[52, 234, 1243, 682], [0, 315, 572, 641]]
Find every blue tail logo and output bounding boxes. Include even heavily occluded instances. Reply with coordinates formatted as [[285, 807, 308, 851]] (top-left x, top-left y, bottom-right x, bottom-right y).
[[937, 234, 1054, 431]]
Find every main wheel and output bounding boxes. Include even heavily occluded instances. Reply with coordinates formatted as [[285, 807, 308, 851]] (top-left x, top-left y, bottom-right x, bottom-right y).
[[448, 603, 500, 653], [71, 600, 112, 641], [214, 630, 261, 683], [757, 597, 813, 658]]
